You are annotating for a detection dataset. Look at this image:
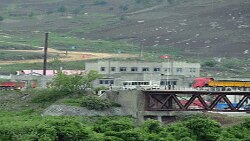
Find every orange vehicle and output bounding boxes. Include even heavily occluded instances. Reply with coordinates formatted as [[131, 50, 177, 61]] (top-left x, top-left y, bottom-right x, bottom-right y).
[[192, 77, 250, 91]]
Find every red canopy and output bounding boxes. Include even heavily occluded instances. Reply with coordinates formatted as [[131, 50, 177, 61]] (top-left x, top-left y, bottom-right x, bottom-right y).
[[160, 55, 170, 59]]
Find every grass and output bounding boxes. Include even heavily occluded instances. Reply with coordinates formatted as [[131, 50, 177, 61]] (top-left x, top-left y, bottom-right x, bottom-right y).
[[0, 50, 57, 61], [0, 60, 86, 75]]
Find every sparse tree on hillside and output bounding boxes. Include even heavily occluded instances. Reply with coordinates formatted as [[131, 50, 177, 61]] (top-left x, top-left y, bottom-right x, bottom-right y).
[[28, 12, 34, 18], [0, 16, 4, 21], [57, 6, 67, 16], [73, 8, 81, 16], [119, 5, 128, 11], [94, 0, 107, 5]]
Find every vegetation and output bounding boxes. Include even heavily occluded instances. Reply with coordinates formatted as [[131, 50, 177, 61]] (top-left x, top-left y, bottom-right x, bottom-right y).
[[80, 96, 117, 110], [0, 16, 3, 21], [0, 112, 249, 141], [51, 70, 101, 93]]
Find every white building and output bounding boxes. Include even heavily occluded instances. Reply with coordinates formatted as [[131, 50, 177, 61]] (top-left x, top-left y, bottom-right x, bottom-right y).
[[85, 60, 200, 89]]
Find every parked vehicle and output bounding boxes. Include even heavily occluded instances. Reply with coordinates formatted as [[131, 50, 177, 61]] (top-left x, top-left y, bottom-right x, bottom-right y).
[[0, 81, 25, 90], [122, 81, 160, 90], [192, 77, 250, 91]]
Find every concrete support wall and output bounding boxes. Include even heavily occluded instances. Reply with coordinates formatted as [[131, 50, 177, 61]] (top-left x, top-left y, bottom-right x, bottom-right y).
[[105, 90, 178, 123]]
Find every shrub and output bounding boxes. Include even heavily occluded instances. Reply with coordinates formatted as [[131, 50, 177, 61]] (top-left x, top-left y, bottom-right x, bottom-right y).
[[31, 88, 67, 103], [94, 120, 134, 133], [46, 119, 91, 141], [202, 60, 217, 67], [80, 96, 113, 110], [0, 16, 3, 21], [94, 0, 107, 5], [105, 130, 143, 141], [184, 116, 221, 141], [142, 119, 163, 134]]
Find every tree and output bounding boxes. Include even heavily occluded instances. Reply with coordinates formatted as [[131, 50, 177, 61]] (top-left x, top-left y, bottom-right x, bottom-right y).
[[73, 8, 81, 16], [185, 117, 221, 141], [119, 5, 128, 11], [28, 12, 34, 18], [0, 16, 4, 21], [57, 6, 67, 16], [50, 57, 62, 70], [51, 70, 101, 94]]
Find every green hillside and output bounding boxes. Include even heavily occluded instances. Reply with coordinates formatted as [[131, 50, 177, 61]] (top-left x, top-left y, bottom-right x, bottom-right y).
[[0, 0, 249, 76]]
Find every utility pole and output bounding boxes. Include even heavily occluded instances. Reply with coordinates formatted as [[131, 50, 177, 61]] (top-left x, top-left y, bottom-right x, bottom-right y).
[[43, 33, 49, 75]]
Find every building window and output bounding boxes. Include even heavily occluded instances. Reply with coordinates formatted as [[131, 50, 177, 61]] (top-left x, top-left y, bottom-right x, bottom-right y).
[[111, 67, 116, 72], [99, 80, 104, 84], [120, 67, 127, 72], [110, 80, 114, 84], [189, 68, 196, 72], [176, 68, 182, 72], [164, 68, 170, 72], [142, 67, 149, 72], [99, 79, 114, 85], [154, 68, 161, 72], [131, 67, 138, 72], [100, 67, 105, 71]]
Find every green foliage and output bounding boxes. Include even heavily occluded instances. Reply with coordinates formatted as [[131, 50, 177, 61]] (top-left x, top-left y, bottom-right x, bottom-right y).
[[0, 115, 92, 141], [185, 116, 221, 141], [51, 70, 101, 94], [119, 5, 128, 11], [202, 60, 217, 67], [164, 123, 195, 140], [94, 0, 107, 5], [105, 130, 143, 141], [31, 88, 66, 103], [57, 6, 67, 15], [0, 50, 56, 61], [73, 8, 81, 16], [94, 86, 109, 94], [1, 112, 250, 141], [222, 58, 244, 69], [80, 96, 113, 110], [28, 11, 34, 17], [0, 16, 4, 21], [142, 119, 163, 134], [94, 119, 134, 133]]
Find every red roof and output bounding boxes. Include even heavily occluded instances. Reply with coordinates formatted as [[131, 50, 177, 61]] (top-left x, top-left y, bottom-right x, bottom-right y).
[[160, 55, 170, 59]]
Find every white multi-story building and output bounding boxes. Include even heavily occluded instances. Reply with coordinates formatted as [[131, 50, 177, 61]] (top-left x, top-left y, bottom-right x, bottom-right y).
[[85, 60, 200, 89]]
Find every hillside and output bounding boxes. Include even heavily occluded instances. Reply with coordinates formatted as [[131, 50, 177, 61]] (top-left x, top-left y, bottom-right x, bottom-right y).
[[0, 0, 249, 76], [86, 0, 250, 58]]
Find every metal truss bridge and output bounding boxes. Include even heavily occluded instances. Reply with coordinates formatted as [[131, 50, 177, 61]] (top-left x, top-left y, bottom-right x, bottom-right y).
[[143, 90, 250, 112]]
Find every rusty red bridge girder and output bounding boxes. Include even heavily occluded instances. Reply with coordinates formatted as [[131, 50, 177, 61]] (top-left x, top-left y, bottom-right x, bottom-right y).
[[143, 90, 250, 112]]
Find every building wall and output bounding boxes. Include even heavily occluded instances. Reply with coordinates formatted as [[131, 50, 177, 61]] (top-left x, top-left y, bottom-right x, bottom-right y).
[[86, 60, 200, 89]]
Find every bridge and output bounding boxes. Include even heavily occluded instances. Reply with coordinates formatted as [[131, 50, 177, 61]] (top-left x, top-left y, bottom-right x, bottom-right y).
[[143, 90, 250, 112], [102, 90, 250, 123]]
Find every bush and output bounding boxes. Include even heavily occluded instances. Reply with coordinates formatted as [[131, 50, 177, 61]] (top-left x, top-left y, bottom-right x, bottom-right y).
[[94, 120, 134, 133], [46, 119, 91, 141], [80, 96, 113, 110], [142, 119, 163, 134], [94, 0, 107, 5], [202, 60, 217, 67], [0, 16, 3, 21], [31, 88, 67, 103], [185, 116, 221, 141], [105, 130, 143, 141]]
